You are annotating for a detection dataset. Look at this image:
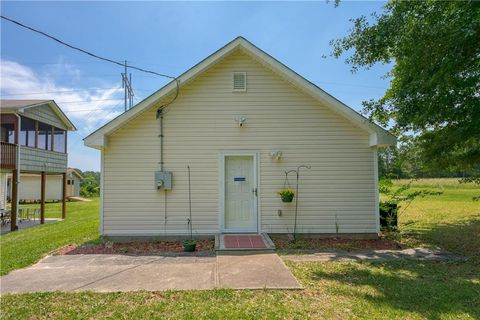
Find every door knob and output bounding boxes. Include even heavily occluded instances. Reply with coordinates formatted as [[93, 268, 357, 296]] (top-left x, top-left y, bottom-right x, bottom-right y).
[[253, 187, 258, 197]]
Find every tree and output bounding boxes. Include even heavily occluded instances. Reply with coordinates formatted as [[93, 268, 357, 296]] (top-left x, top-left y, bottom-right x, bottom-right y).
[[331, 0, 480, 174], [79, 171, 100, 197]]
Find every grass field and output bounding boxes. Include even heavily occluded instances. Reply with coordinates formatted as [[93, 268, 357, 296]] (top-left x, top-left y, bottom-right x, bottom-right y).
[[0, 200, 100, 276], [1, 179, 479, 319], [392, 178, 479, 260]]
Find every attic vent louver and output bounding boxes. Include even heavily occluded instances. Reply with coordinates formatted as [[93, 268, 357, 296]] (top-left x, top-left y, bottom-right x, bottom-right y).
[[233, 72, 247, 91]]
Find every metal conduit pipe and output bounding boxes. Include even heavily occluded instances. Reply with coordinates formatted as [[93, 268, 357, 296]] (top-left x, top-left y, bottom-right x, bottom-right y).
[[156, 107, 165, 172], [156, 107, 167, 228]]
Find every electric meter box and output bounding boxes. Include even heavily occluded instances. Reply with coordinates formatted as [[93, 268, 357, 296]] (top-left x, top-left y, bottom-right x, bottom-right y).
[[154, 171, 172, 190]]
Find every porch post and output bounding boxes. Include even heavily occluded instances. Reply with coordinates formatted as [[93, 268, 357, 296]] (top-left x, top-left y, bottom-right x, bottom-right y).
[[10, 169, 18, 232], [40, 171, 45, 224], [62, 172, 67, 219]]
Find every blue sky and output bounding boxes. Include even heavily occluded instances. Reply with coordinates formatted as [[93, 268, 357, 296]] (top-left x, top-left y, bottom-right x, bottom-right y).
[[1, 1, 390, 171]]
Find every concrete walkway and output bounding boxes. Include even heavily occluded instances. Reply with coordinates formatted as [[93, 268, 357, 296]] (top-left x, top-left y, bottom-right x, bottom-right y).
[[0, 253, 302, 294], [281, 247, 464, 262]]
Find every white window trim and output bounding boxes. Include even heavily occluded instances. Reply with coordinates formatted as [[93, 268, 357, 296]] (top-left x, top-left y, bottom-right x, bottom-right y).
[[218, 151, 260, 233]]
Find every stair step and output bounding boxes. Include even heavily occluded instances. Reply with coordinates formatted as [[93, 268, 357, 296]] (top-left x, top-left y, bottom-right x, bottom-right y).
[[215, 233, 276, 252]]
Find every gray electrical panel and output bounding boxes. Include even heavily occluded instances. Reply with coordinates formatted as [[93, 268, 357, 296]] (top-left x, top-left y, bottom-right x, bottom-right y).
[[154, 171, 173, 190]]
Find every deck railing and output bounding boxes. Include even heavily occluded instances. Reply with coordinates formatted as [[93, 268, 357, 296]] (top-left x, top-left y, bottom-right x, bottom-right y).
[[0, 142, 17, 170]]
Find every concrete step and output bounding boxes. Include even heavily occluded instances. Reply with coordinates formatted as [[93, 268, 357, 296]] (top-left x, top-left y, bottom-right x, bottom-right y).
[[215, 233, 276, 253]]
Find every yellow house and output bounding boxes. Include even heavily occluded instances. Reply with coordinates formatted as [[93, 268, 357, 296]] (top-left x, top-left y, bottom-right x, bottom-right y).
[[85, 37, 396, 238]]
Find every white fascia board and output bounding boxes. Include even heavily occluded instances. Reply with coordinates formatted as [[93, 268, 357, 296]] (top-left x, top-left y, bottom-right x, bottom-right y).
[[238, 39, 397, 145], [84, 135, 108, 150], [369, 132, 397, 147], [83, 39, 244, 148], [83, 36, 397, 149]]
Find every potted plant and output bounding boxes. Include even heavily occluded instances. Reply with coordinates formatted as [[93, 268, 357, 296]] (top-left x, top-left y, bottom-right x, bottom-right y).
[[278, 188, 295, 203], [183, 237, 196, 252]]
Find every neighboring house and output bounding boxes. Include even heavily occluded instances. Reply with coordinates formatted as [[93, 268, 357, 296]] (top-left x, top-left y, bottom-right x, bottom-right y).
[[8, 168, 83, 201], [66, 168, 82, 198], [85, 37, 396, 238], [0, 100, 76, 231]]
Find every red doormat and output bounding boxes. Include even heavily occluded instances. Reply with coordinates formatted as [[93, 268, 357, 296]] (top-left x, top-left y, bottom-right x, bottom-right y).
[[223, 235, 267, 249]]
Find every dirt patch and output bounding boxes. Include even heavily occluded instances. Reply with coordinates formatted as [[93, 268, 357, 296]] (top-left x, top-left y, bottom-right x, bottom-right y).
[[273, 237, 402, 252], [56, 240, 215, 255]]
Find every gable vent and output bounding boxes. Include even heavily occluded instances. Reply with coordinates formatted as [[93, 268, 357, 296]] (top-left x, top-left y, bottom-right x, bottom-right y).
[[233, 72, 247, 91]]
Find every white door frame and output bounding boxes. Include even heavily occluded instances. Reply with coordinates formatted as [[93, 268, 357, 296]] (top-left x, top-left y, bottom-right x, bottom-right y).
[[219, 151, 259, 233]]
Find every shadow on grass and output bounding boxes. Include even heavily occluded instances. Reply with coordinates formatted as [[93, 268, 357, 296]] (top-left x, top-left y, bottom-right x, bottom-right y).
[[308, 259, 480, 320], [401, 216, 480, 261]]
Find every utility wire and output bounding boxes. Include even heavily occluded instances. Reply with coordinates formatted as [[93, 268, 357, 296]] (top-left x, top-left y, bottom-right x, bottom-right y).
[[64, 105, 124, 113], [1, 15, 180, 108], [0, 15, 174, 79], [1, 88, 153, 96]]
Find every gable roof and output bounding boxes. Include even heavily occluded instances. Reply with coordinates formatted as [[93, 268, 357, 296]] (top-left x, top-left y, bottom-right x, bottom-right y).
[[0, 100, 76, 131], [84, 37, 396, 149], [67, 168, 83, 179]]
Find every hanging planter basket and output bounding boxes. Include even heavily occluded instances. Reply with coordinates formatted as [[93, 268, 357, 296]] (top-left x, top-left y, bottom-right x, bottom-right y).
[[278, 188, 295, 203]]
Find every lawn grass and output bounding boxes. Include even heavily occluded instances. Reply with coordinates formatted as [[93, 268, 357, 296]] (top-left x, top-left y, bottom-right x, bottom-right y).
[[1, 259, 479, 319], [0, 199, 100, 276], [1, 179, 479, 319], [391, 179, 479, 260]]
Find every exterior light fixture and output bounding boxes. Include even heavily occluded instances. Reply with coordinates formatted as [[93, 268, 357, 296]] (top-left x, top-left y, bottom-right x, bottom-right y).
[[269, 150, 283, 161], [234, 116, 247, 127]]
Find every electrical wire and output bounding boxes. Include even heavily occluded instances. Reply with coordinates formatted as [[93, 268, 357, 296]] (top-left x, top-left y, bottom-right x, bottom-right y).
[[1, 88, 154, 96], [64, 105, 123, 113], [1, 15, 180, 107], [1, 15, 174, 79]]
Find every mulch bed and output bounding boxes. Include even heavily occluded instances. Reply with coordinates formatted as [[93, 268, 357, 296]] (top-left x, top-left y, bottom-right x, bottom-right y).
[[56, 239, 215, 255], [273, 237, 402, 251]]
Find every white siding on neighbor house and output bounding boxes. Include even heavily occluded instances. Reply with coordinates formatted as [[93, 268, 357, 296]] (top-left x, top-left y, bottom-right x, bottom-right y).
[[103, 49, 376, 236], [0, 171, 8, 210], [66, 174, 80, 197], [18, 174, 63, 200]]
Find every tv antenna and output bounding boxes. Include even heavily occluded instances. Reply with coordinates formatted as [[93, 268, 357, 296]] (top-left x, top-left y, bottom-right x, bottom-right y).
[[122, 60, 134, 111]]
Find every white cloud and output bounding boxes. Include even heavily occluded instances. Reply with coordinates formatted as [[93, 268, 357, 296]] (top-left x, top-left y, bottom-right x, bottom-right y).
[[0, 59, 123, 133]]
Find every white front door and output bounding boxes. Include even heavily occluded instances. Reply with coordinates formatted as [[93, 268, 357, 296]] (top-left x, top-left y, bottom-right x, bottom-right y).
[[223, 155, 257, 232]]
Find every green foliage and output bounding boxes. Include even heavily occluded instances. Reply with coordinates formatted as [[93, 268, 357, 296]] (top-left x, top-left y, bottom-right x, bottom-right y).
[[332, 0, 480, 173], [379, 178, 442, 218], [80, 171, 100, 198], [460, 176, 480, 201], [277, 188, 295, 202]]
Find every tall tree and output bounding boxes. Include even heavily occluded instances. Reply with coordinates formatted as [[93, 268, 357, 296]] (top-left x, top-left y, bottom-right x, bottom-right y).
[[332, 0, 480, 173]]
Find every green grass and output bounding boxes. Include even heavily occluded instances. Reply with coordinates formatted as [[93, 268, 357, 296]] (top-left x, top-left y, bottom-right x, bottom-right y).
[[391, 179, 480, 260], [1, 259, 478, 319], [0, 199, 100, 276], [1, 179, 479, 319]]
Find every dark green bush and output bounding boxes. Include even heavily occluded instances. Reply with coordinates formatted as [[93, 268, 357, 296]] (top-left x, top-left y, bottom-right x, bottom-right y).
[[380, 202, 398, 230]]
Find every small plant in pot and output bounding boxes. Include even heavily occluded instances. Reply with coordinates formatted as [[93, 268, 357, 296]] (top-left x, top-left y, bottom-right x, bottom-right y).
[[183, 237, 196, 252], [278, 188, 295, 203]]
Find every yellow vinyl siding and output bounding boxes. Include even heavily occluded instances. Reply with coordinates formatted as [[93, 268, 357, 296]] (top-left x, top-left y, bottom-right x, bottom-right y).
[[103, 49, 376, 236]]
